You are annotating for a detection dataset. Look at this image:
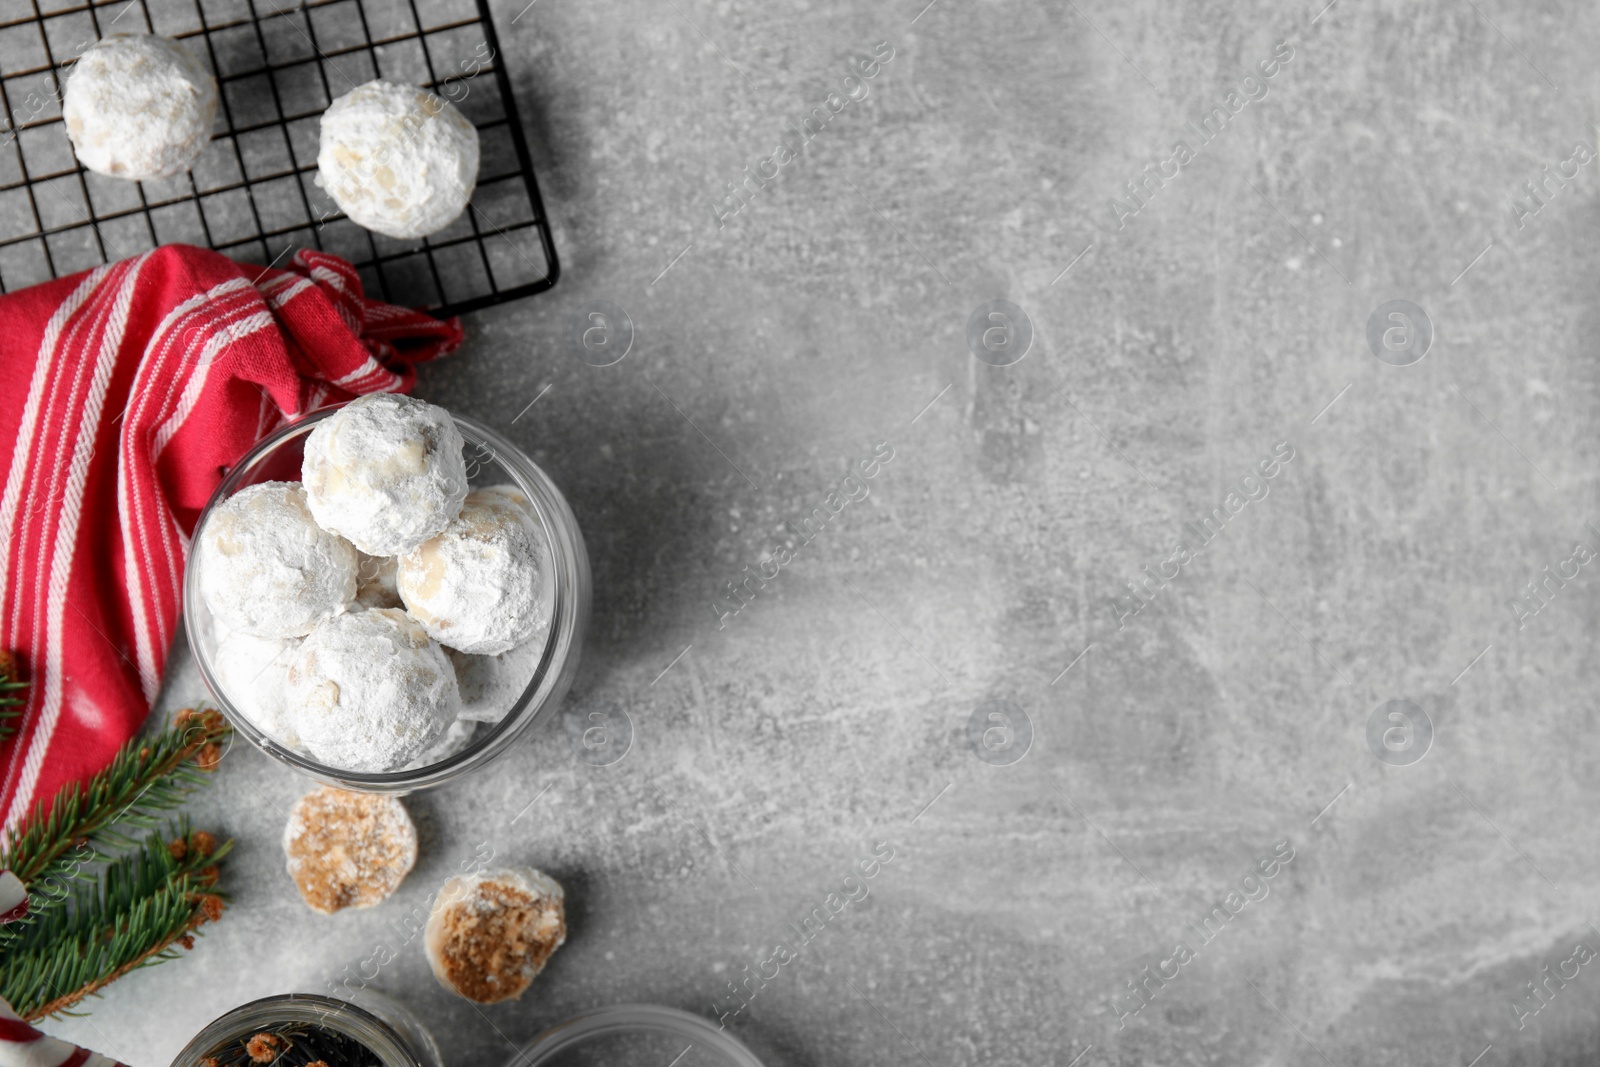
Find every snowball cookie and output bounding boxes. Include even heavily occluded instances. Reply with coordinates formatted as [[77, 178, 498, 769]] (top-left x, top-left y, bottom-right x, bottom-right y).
[[63, 34, 217, 181], [197, 481, 358, 639], [283, 787, 417, 914], [425, 867, 566, 1003], [398, 490, 549, 655], [448, 642, 541, 724], [286, 608, 458, 772], [353, 552, 403, 611], [301, 393, 469, 556], [213, 628, 300, 747], [317, 79, 479, 239], [404, 717, 477, 770]]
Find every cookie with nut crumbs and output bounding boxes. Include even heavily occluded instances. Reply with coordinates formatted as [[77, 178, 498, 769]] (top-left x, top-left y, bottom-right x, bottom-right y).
[[283, 786, 417, 914], [424, 867, 566, 1003]]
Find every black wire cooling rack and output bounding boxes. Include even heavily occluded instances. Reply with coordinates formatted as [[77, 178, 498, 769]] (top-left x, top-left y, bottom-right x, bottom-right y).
[[0, 0, 558, 315]]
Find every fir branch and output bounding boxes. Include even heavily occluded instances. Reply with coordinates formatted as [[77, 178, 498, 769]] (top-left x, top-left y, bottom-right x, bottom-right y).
[[0, 821, 230, 1021], [0, 709, 232, 1020], [7, 820, 227, 954], [1, 708, 228, 894]]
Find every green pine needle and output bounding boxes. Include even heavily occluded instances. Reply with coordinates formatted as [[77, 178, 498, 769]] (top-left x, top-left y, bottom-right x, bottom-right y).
[[2, 709, 228, 893], [0, 708, 233, 1021], [0, 821, 230, 1020]]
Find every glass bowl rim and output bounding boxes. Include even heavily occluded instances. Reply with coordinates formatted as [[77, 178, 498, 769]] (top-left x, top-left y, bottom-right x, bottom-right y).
[[170, 992, 428, 1067], [510, 1003, 766, 1067]]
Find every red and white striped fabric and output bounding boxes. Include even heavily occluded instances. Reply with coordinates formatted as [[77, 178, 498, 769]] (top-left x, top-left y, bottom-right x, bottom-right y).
[[0, 998, 125, 1067], [0, 244, 462, 835]]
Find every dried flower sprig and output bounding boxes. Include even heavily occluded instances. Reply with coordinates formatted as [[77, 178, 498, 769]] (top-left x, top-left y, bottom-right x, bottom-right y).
[[202, 1022, 381, 1067], [0, 650, 26, 743]]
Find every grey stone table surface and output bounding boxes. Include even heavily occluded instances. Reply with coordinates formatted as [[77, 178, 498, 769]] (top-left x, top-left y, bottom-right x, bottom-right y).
[[51, 0, 1600, 1064]]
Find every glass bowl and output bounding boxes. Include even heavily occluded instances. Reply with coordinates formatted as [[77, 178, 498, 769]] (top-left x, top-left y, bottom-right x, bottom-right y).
[[183, 403, 590, 793], [513, 1004, 766, 1067]]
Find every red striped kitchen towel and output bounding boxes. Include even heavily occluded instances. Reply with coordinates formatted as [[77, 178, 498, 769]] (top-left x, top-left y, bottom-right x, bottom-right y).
[[0, 244, 462, 834], [0, 996, 126, 1066]]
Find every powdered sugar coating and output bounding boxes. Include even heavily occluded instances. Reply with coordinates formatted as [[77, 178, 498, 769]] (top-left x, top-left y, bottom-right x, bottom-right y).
[[63, 34, 217, 181], [317, 79, 479, 239], [286, 608, 458, 772], [353, 552, 403, 611], [424, 867, 566, 1003], [302, 393, 469, 556], [447, 482, 548, 702], [213, 628, 300, 747], [398, 490, 549, 655], [196, 481, 358, 638], [448, 641, 540, 724], [404, 717, 477, 770]]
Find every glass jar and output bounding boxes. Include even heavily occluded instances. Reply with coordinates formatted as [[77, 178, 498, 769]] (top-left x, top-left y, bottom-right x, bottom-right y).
[[514, 1004, 766, 1067], [183, 405, 590, 793], [171, 991, 441, 1067]]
